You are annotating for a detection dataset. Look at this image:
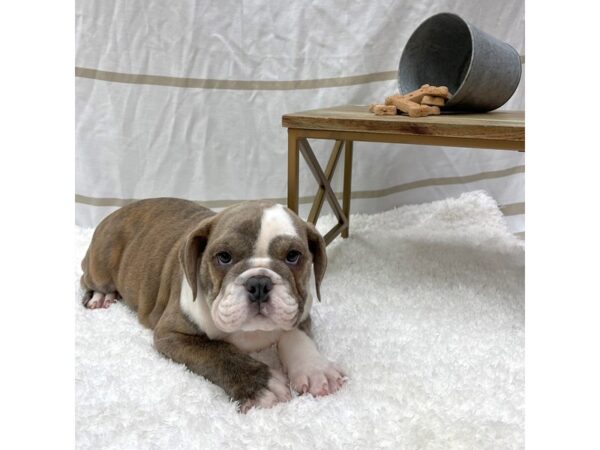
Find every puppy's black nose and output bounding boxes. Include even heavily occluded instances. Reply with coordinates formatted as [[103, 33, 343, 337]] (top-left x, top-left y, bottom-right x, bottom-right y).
[[245, 276, 272, 303]]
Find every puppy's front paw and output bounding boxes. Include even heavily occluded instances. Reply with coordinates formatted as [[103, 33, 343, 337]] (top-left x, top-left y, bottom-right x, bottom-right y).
[[240, 369, 291, 413], [288, 357, 346, 397]]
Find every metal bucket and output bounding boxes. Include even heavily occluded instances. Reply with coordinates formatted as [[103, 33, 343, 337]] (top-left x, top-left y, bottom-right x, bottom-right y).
[[398, 13, 522, 112]]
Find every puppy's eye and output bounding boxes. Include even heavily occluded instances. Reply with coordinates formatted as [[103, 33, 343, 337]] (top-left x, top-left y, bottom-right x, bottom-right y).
[[285, 250, 301, 265], [216, 251, 232, 265]]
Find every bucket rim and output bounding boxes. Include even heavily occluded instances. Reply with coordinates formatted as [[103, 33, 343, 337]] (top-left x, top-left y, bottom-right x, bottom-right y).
[[398, 12, 474, 101], [498, 43, 523, 108], [447, 21, 522, 109], [445, 13, 476, 106]]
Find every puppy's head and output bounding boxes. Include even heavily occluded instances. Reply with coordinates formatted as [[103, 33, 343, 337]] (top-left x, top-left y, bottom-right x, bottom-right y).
[[180, 201, 326, 333]]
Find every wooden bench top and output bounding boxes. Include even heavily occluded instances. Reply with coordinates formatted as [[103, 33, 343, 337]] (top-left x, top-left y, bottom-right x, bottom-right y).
[[282, 105, 524, 144]]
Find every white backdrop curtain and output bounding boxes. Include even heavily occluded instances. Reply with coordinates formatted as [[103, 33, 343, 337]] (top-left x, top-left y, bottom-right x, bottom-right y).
[[75, 0, 524, 235]]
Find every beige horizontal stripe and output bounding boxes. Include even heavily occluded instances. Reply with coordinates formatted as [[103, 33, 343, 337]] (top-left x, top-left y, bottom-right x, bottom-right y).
[[514, 231, 525, 240], [76, 54, 523, 91], [500, 202, 524, 216], [76, 165, 524, 209], [75, 67, 398, 91], [76, 193, 298, 209], [351, 165, 524, 200]]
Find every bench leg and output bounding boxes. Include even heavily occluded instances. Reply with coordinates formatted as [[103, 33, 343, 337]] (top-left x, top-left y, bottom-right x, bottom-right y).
[[307, 140, 344, 225], [298, 138, 347, 245], [341, 140, 353, 238], [287, 129, 299, 213], [286, 132, 351, 246]]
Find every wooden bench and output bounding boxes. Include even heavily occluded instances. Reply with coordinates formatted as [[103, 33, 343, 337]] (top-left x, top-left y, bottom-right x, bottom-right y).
[[282, 105, 525, 245]]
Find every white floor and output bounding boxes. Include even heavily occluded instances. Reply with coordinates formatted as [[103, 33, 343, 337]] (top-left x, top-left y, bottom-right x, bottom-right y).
[[75, 191, 524, 449]]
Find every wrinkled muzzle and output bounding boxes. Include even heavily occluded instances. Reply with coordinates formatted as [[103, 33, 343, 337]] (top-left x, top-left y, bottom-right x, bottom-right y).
[[210, 267, 299, 332]]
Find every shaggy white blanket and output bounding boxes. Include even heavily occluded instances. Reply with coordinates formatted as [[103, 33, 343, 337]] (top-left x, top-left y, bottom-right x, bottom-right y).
[[75, 191, 524, 449]]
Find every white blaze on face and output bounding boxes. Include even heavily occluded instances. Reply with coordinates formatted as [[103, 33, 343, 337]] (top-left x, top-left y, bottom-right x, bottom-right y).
[[211, 204, 303, 333], [254, 204, 298, 257]]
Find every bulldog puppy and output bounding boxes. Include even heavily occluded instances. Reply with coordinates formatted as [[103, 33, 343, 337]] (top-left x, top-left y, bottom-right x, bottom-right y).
[[80, 198, 345, 412]]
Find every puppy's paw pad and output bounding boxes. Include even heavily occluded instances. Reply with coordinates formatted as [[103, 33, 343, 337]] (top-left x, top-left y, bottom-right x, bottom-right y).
[[83, 291, 104, 309], [83, 291, 118, 309], [239, 369, 291, 413], [289, 358, 346, 397]]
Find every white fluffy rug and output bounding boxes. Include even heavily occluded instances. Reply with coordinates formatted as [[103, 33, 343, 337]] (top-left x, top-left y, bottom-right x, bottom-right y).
[[75, 191, 524, 449]]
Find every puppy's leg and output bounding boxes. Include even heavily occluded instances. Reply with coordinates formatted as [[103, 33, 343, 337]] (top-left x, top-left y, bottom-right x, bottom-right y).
[[153, 329, 291, 412], [80, 269, 119, 310], [81, 289, 93, 306], [83, 291, 119, 309], [277, 322, 346, 397]]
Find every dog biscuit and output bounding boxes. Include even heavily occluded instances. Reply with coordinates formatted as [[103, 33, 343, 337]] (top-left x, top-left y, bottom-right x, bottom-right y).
[[375, 85, 451, 117], [420, 95, 445, 107], [420, 105, 441, 115], [385, 95, 423, 117], [404, 85, 450, 103], [369, 104, 398, 115]]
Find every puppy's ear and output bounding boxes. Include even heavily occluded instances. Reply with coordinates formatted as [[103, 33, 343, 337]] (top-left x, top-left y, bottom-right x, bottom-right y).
[[179, 216, 214, 300], [305, 222, 327, 302]]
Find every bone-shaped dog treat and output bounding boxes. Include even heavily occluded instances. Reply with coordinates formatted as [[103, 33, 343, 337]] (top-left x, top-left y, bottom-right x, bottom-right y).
[[420, 104, 441, 115], [404, 85, 450, 103], [385, 95, 423, 117], [369, 104, 397, 115], [372, 85, 451, 117], [423, 84, 450, 97], [420, 95, 445, 107], [421, 84, 453, 99], [384, 95, 400, 106]]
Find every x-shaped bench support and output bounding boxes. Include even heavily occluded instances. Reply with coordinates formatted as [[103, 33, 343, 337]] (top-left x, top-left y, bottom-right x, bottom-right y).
[[287, 129, 353, 245]]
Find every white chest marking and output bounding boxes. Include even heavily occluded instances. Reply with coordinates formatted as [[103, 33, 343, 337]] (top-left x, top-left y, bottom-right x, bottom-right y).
[[179, 277, 225, 340], [254, 204, 298, 257]]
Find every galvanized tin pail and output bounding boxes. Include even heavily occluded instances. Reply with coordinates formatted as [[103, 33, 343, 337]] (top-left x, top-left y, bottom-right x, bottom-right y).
[[398, 13, 522, 112]]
